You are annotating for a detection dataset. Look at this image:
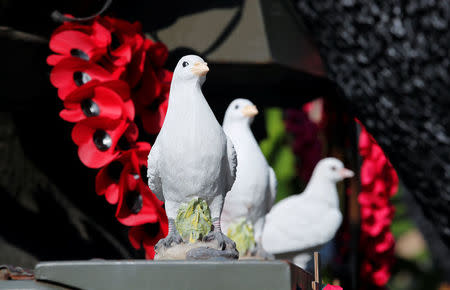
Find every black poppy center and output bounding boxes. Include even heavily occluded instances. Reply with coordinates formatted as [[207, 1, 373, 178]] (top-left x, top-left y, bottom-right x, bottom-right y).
[[81, 99, 100, 117], [70, 48, 89, 61], [126, 191, 143, 214], [140, 166, 148, 184], [93, 130, 112, 151], [107, 161, 124, 182], [116, 135, 131, 151], [73, 71, 92, 86], [147, 98, 162, 112], [144, 222, 160, 236], [110, 33, 121, 51]]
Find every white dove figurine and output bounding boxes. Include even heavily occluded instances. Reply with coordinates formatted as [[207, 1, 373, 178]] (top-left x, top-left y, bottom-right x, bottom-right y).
[[221, 98, 277, 257], [147, 55, 237, 250], [261, 157, 354, 267]]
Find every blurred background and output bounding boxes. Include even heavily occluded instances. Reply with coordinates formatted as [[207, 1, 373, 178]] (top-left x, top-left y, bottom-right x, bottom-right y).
[[0, 0, 448, 289]]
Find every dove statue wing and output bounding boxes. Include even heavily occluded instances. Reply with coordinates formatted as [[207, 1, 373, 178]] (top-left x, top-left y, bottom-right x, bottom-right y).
[[267, 167, 277, 211], [147, 142, 164, 202], [262, 195, 342, 254], [226, 135, 238, 191]]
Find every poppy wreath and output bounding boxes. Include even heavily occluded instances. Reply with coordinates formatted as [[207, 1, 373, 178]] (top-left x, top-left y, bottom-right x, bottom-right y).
[[47, 16, 171, 259], [358, 123, 398, 289]]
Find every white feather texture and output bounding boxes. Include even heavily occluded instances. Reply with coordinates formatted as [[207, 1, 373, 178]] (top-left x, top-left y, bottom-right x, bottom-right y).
[[147, 55, 237, 221], [221, 99, 277, 242], [262, 157, 353, 265]]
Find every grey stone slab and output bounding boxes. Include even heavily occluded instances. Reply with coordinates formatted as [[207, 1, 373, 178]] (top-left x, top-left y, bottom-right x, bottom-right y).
[[34, 260, 313, 290]]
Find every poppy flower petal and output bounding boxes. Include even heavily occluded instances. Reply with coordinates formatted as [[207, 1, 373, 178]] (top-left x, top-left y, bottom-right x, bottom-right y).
[[50, 58, 115, 100]]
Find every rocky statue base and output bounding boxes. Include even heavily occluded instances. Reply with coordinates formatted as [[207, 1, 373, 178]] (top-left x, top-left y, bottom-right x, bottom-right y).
[[154, 197, 239, 261], [238, 254, 269, 261], [155, 240, 239, 261]]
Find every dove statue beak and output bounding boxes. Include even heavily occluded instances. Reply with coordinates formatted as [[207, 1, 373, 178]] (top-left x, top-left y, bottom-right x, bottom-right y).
[[339, 168, 354, 179], [242, 105, 259, 117], [191, 62, 209, 76]]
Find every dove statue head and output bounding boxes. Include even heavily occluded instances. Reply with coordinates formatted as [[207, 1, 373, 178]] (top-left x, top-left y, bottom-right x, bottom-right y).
[[173, 55, 209, 84], [223, 98, 259, 126], [314, 157, 354, 183]]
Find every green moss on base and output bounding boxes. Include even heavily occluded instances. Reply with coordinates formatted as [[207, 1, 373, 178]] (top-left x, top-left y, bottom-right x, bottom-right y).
[[175, 198, 212, 243], [227, 218, 255, 255]]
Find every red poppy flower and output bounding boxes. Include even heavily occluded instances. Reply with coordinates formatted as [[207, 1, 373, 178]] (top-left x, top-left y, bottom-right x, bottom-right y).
[[147, 41, 169, 68], [374, 231, 395, 253], [133, 61, 162, 107], [157, 68, 173, 85], [370, 146, 389, 174], [361, 180, 392, 205], [358, 191, 387, 209], [98, 17, 143, 64], [95, 142, 150, 204], [134, 66, 171, 134], [358, 128, 372, 158], [47, 21, 111, 66], [97, 17, 148, 87], [371, 263, 392, 287], [380, 164, 399, 197], [323, 285, 343, 290], [360, 159, 377, 187], [360, 256, 394, 285], [132, 53, 172, 106], [358, 122, 398, 288], [47, 15, 174, 263], [116, 177, 163, 226], [60, 80, 134, 122], [71, 118, 137, 168], [360, 204, 394, 237], [284, 108, 322, 181], [50, 58, 116, 100], [129, 219, 168, 259], [140, 95, 169, 135]]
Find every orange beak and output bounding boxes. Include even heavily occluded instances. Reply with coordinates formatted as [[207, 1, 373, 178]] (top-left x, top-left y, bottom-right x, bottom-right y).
[[339, 168, 354, 179], [242, 105, 259, 117], [191, 62, 209, 76]]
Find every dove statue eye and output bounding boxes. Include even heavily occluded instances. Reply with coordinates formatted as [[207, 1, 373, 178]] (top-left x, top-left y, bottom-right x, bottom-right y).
[[182, 61, 189, 67], [235, 104, 239, 110], [331, 166, 337, 171]]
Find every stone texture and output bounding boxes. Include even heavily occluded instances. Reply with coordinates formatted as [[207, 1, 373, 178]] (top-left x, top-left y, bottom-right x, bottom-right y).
[[155, 240, 238, 261]]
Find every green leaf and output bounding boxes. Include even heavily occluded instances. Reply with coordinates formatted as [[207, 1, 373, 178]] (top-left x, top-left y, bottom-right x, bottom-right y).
[[259, 107, 298, 203]]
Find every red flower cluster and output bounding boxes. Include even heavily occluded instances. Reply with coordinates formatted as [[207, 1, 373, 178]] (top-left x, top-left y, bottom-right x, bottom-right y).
[[323, 285, 343, 290], [285, 108, 322, 182], [358, 123, 398, 288], [48, 16, 171, 258]]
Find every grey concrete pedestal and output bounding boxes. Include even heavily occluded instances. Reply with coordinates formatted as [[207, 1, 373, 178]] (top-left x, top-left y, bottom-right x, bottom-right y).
[[0, 260, 314, 290]]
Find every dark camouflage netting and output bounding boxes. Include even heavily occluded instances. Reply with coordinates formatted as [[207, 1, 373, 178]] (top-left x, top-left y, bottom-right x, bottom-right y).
[[295, 0, 449, 277]]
